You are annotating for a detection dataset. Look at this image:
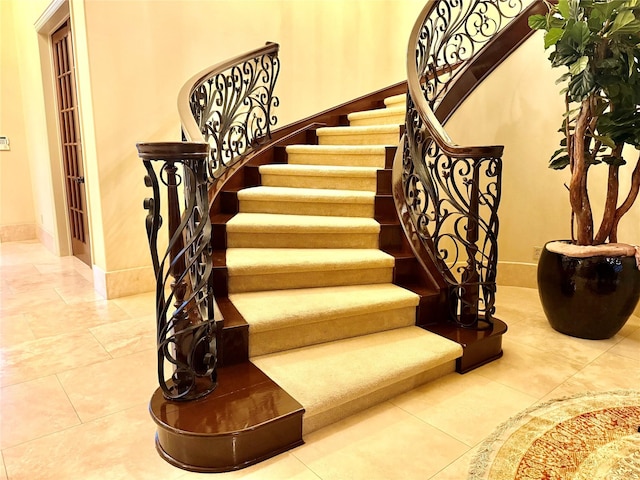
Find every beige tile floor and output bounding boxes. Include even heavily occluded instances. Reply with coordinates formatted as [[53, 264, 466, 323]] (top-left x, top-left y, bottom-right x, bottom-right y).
[[1, 240, 639, 479]]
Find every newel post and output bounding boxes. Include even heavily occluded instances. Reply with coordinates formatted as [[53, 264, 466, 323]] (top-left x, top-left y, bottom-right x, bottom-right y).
[[137, 142, 217, 401]]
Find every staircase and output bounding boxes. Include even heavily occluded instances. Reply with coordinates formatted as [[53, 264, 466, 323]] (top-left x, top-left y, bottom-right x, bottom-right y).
[[141, 0, 545, 472], [224, 93, 462, 435]]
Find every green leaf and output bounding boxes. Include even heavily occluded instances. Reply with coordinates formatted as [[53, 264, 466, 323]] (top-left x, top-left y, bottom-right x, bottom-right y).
[[602, 155, 627, 166], [558, 0, 571, 19], [549, 155, 571, 169], [616, 19, 640, 35], [593, 134, 617, 148], [545, 28, 565, 48], [570, 56, 589, 75], [568, 21, 591, 51], [529, 14, 548, 30], [610, 10, 636, 35], [568, 68, 595, 100]]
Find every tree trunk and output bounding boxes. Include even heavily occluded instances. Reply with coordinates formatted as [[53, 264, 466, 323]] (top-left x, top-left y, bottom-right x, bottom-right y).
[[594, 145, 623, 244], [610, 154, 640, 243], [570, 99, 594, 245]]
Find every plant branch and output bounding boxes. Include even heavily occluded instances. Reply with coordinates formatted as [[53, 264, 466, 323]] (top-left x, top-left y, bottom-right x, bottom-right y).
[[570, 98, 594, 245], [609, 153, 640, 243], [594, 145, 623, 244]]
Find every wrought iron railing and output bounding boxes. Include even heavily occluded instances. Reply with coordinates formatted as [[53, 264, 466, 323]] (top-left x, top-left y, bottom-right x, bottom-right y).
[[178, 42, 280, 178], [401, 0, 532, 328], [138, 43, 280, 400]]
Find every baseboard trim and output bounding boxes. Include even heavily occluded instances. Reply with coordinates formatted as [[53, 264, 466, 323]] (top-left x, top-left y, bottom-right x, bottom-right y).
[[0, 224, 37, 243], [92, 264, 155, 299], [497, 261, 538, 289]]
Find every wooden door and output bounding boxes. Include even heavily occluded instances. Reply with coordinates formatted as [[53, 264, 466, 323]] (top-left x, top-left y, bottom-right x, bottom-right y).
[[52, 22, 91, 266]]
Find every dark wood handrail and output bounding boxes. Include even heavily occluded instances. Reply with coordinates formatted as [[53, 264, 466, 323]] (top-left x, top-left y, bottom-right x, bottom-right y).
[[406, 2, 503, 159]]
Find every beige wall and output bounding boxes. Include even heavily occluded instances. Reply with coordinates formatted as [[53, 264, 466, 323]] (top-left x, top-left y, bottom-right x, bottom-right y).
[[444, 31, 640, 286], [78, 0, 425, 296], [0, 0, 38, 242], [6, 0, 639, 297], [3, 0, 424, 296]]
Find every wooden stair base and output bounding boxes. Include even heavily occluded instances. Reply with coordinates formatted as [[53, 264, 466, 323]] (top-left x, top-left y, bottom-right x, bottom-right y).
[[426, 318, 508, 373], [149, 362, 304, 473]]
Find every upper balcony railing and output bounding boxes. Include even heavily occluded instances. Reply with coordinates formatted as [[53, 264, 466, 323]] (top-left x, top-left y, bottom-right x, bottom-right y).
[[179, 42, 280, 179], [137, 43, 280, 401], [400, 0, 539, 328]]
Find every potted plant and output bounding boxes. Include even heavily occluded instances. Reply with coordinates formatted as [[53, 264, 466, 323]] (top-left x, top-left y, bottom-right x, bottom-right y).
[[529, 0, 640, 339]]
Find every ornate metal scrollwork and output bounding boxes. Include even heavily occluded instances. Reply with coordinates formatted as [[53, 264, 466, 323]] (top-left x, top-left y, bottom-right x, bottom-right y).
[[416, 0, 523, 111], [138, 45, 281, 401], [189, 49, 280, 178], [404, 0, 524, 328], [139, 143, 217, 401]]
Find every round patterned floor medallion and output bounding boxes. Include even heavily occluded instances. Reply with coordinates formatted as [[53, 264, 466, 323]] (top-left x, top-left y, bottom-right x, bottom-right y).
[[468, 390, 640, 479]]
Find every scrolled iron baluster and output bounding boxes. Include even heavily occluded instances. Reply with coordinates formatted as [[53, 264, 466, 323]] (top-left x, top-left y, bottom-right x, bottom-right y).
[[138, 142, 217, 401], [403, 0, 515, 328]]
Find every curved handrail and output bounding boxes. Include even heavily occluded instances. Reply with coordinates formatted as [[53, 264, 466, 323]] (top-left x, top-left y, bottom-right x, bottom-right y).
[[178, 42, 280, 179], [401, 0, 536, 328]]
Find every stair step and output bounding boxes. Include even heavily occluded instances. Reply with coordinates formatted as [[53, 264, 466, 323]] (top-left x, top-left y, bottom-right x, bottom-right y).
[[384, 93, 406, 108], [226, 248, 394, 293], [230, 283, 419, 356], [316, 125, 401, 146], [348, 105, 405, 126], [252, 326, 462, 433], [226, 213, 380, 248], [285, 145, 387, 168], [237, 186, 375, 217], [259, 164, 379, 191]]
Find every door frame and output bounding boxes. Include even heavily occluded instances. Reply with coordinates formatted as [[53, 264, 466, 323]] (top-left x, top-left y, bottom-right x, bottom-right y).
[[35, 0, 93, 265]]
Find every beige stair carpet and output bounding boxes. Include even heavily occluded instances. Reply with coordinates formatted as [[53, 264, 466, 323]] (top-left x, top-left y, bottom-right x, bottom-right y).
[[348, 105, 406, 126], [226, 213, 380, 249], [252, 326, 463, 434], [226, 248, 394, 293], [237, 186, 375, 217], [316, 124, 401, 146], [231, 283, 420, 356], [224, 92, 461, 434], [259, 164, 379, 191], [285, 145, 388, 168]]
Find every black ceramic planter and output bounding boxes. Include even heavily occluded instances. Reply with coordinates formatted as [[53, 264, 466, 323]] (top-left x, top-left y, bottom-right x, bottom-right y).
[[537, 243, 640, 340]]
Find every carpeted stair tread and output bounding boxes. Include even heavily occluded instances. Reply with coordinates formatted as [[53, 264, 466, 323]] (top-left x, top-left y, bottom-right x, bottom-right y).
[[226, 248, 395, 292], [237, 186, 374, 204], [226, 248, 394, 275], [259, 164, 380, 178], [259, 164, 379, 192], [384, 93, 406, 107], [316, 125, 400, 136], [229, 283, 419, 333], [285, 145, 388, 168], [348, 105, 405, 126], [237, 186, 376, 217], [226, 213, 380, 233], [252, 326, 462, 418], [316, 124, 401, 146]]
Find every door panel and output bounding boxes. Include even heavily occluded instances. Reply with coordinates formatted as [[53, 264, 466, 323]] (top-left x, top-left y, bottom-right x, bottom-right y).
[[52, 21, 91, 266]]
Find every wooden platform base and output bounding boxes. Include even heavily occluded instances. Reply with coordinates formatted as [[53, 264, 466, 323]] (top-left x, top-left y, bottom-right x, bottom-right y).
[[150, 362, 304, 472], [426, 318, 508, 373]]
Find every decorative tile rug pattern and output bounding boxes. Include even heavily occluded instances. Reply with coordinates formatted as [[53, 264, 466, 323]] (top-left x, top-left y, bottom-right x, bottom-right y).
[[469, 390, 640, 479]]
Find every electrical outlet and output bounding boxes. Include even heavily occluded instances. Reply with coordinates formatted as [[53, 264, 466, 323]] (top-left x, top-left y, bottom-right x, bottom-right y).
[[533, 246, 543, 261], [0, 136, 9, 151]]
